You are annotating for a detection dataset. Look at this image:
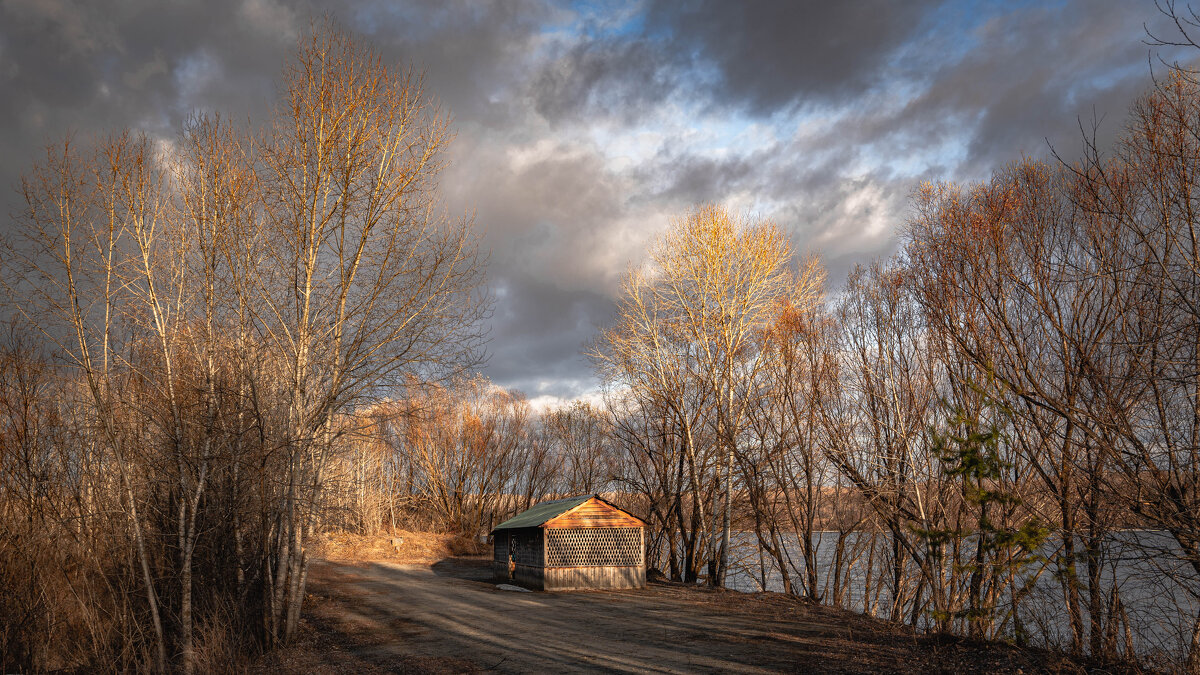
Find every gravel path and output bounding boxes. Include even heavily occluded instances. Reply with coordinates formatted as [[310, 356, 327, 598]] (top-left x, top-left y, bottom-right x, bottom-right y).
[[260, 558, 1112, 674]]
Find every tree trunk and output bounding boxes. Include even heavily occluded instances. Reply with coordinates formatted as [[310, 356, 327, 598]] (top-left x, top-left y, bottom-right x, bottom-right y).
[[1186, 605, 1200, 675], [716, 443, 734, 587]]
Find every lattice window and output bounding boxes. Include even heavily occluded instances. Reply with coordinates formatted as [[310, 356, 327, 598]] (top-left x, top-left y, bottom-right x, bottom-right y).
[[545, 528, 643, 568], [493, 536, 508, 563]]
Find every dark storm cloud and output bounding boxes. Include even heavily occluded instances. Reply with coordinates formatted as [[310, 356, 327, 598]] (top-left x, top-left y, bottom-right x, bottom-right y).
[[338, 0, 554, 128], [528, 0, 944, 124], [531, 38, 676, 125], [483, 272, 612, 400], [437, 133, 643, 397], [636, 151, 758, 205], [442, 133, 634, 290], [0, 0, 1193, 403], [0, 0, 548, 220], [0, 0, 292, 221], [645, 0, 943, 113], [891, 1, 1176, 179]]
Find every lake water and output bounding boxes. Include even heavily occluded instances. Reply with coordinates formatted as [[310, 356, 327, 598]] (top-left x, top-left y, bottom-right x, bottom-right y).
[[709, 530, 1198, 663]]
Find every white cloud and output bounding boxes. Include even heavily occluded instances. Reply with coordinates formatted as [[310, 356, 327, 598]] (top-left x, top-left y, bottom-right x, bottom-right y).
[[238, 0, 298, 40]]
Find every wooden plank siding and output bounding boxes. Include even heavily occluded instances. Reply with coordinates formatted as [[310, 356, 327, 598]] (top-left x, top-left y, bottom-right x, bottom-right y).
[[543, 565, 644, 590], [542, 497, 643, 529]]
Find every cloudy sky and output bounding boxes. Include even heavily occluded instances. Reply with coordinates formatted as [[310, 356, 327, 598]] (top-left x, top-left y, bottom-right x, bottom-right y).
[[0, 0, 1193, 406]]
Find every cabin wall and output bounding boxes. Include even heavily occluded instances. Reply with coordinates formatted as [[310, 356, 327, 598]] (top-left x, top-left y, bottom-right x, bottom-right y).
[[543, 565, 645, 590], [492, 532, 508, 582], [493, 532, 508, 563], [493, 527, 544, 586], [512, 564, 545, 590]]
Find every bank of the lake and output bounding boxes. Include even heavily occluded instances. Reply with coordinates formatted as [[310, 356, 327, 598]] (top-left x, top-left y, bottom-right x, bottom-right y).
[[704, 529, 1197, 669]]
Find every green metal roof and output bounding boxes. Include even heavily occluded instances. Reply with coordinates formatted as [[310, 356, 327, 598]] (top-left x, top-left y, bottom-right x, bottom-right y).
[[491, 495, 592, 531]]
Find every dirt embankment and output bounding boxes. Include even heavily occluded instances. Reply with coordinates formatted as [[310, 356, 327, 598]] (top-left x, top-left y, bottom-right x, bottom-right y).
[[257, 537, 1141, 674], [316, 531, 486, 566]]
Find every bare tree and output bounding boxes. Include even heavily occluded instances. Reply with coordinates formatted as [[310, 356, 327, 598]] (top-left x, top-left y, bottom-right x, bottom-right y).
[[232, 22, 490, 642], [744, 270, 836, 600], [0, 20, 489, 668], [593, 204, 794, 586], [1066, 65, 1200, 668]]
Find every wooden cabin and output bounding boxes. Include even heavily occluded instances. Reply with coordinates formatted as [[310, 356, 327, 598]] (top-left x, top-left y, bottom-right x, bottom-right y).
[[491, 495, 646, 591]]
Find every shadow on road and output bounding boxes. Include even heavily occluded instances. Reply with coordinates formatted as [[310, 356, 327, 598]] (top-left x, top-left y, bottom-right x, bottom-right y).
[[287, 558, 1100, 675], [429, 557, 492, 584]]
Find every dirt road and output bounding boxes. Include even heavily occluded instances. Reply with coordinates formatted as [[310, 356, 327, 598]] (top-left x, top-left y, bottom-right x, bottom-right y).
[[260, 558, 1108, 674]]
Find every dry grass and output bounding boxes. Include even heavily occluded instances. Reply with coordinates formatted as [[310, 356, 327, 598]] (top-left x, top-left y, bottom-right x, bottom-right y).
[[314, 531, 487, 566]]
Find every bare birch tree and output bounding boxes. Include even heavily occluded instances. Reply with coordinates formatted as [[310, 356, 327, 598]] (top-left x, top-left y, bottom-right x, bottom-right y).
[[243, 21, 488, 642], [593, 204, 794, 586]]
